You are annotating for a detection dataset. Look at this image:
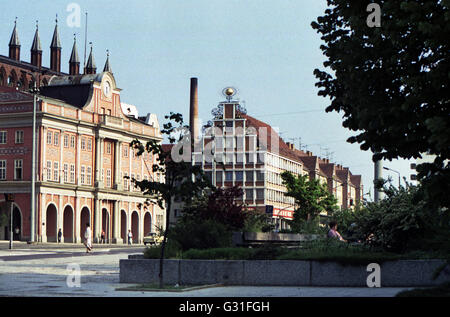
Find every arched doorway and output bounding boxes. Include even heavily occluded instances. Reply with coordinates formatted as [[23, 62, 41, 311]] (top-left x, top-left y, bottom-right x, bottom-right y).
[[143, 211, 152, 236], [63, 205, 74, 243], [46, 204, 57, 242], [120, 210, 127, 244], [131, 211, 139, 243], [102, 208, 110, 243], [12, 205, 22, 241], [80, 207, 90, 242]]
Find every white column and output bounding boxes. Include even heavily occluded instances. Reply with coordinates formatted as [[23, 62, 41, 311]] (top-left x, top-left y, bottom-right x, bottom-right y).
[[76, 133, 81, 185], [59, 130, 64, 184], [112, 200, 120, 243], [41, 195, 47, 243], [74, 196, 81, 243], [94, 197, 101, 243]]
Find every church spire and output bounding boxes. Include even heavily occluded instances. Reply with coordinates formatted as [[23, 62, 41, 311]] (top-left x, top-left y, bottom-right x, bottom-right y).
[[69, 34, 80, 75], [85, 43, 96, 74], [9, 18, 21, 61], [31, 21, 42, 68], [103, 50, 112, 73], [50, 15, 62, 72]]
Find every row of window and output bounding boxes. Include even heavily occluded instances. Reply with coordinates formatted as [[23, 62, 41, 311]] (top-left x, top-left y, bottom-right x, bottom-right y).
[[0, 130, 24, 144], [194, 153, 265, 165], [204, 170, 265, 183], [44, 131, 153, 161], [0, 159, 23, 180], [266, 155, 303, 175]]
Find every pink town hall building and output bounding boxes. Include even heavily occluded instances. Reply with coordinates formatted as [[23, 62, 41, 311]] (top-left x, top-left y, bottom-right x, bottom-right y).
[[0, 70, 165, 244]]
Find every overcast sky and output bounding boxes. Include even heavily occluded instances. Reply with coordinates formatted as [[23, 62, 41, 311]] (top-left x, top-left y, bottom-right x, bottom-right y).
[[0, 0, 416, 198]]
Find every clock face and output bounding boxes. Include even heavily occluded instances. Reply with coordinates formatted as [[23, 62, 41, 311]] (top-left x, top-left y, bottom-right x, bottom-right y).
[[103, 81, 111, 97]]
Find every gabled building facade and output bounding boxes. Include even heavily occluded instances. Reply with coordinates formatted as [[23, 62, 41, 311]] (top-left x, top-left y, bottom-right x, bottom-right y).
[[0, 20, 165, 243]]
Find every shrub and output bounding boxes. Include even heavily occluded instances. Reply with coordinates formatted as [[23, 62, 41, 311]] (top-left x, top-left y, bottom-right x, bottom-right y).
[[352, 184, 450, 253], [169, 218, 233, 251], [144, 240, 182, 259]]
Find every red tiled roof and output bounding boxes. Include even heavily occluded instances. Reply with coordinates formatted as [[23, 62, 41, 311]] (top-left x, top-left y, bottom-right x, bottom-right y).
[[242, 114, 310, 171]]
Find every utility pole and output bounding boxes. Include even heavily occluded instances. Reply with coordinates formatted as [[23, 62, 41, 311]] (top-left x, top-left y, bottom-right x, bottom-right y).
[[30, 80, 37, 242]]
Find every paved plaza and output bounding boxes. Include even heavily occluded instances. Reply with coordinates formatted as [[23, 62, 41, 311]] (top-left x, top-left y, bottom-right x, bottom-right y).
[[0, 241, 412, 297]]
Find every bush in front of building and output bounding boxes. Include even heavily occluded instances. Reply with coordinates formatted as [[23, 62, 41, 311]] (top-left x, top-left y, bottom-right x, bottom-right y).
[[333, 183, 450, 253], [169, 218, 233, 251]]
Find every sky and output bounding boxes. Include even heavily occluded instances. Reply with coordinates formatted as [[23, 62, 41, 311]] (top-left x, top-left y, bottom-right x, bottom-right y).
[[0, 0, 416, 199]]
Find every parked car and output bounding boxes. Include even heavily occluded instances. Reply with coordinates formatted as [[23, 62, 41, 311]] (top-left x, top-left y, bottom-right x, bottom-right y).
[[143, 232, 164, 246]]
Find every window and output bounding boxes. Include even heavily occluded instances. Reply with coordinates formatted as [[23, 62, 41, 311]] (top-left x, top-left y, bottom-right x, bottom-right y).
[[123, 144, 128, 157], [53, 162, 59, 181], [87, 139, 92, 151], [245, 189, 254, 200], [70, 135, 75, 148], [245, 171, 254, 182], [87, 166, 92, 185], [63, 164, 68, 183], [54, 132, 59, 146], [14, 130, 24, 144], [235, 171, 243, 181], [225, 137, 233, 150], [81, 138, 86, 150], [47, 131, 52, 144], [256, 188, 264, 200], [64, 134, 69, 148], [80, 166, 85, 184], [225, 171, 233, 182], [124, 172, 129, 190], [131, 173, 135, 190], [205, 171, 212, 183], [46, 161, 52, 181], [106, 143, 111, 154], [0, 160, 6, 180], [101, 169, 104, 182], [0, 131, 6, 144], [216, 171, 223, 183], [256, 170, 265, 181], [70, 164, 75, 183], [106, 169, 111, 187], [14, 159, 23, 180]]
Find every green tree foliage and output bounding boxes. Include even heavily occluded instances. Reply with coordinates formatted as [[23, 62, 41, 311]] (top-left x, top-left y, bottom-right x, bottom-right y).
[[281, 171, 338, 232], [350, 184, 450, 252], [311, 0, 450, 208], [131, 112, 210, 288]]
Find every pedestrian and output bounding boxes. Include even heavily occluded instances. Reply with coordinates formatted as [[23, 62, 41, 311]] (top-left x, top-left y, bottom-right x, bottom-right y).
[[127, 230, 133, 245], [101, 230, 105, 244], [58, 228, 62, 243], [327, 221, 347, 242], [84, 223, 93, 253]]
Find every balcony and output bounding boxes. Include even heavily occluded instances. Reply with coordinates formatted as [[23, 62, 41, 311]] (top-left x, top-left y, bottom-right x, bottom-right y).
[[99, 114, 123, 128]]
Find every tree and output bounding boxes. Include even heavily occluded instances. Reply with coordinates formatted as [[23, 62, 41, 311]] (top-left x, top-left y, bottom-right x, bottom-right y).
[[311, 0, 450, 208], [181, 186, 247, 230], [281, 171, 338, 232], [130, 112, 210, 288]]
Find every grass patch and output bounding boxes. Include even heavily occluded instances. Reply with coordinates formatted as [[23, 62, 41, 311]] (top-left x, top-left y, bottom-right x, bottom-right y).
[[396, 282, 450, 297]]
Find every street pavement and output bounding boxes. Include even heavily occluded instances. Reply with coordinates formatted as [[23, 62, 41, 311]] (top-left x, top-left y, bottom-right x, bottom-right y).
[[0, 241, 412, 297]]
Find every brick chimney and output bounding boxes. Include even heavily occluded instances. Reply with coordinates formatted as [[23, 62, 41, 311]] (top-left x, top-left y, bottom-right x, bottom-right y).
[[189, 77, 199, 147]]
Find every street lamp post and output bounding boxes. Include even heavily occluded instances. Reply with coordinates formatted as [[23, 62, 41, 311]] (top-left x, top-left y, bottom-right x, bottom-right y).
[[30, 80, 38, 242], [25, 71, 42, 243], [383, 167, 401, 189]]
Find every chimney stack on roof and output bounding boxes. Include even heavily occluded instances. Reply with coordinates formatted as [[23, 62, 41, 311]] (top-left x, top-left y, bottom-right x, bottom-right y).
[[189, 77, 199, 147]]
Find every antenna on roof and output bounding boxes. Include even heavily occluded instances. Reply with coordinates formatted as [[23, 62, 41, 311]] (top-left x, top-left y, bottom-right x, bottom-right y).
[[83, 11, 88, 69]]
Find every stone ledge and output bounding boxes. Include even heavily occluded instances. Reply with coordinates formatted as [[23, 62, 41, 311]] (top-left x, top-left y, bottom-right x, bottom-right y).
[[120, 258, 450, 287]]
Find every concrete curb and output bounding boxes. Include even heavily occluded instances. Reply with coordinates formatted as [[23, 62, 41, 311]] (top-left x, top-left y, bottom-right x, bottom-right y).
[[119, 258, 450, 287]]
